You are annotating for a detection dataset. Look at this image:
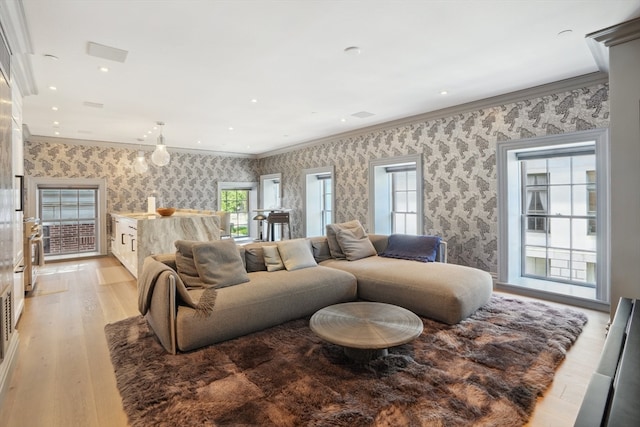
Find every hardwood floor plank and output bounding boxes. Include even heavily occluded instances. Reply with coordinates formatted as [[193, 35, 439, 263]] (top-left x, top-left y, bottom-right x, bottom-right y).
[[0, 257, 610, 427]]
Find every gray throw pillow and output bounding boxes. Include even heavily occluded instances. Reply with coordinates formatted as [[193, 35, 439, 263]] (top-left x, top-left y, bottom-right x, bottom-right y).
[[309, 236, 332, 262], [243, 243, 268, 272], [335, 227, 377, 261], [262, 245, 285, 271], [277, 239, 317, 271], [325, 220, 365, 259], [174, 240, 209, 288], [191, 239, 250, 288]]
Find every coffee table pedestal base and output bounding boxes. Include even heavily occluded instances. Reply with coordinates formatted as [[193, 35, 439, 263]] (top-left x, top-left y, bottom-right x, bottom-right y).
[[344, 347, 388, 362]]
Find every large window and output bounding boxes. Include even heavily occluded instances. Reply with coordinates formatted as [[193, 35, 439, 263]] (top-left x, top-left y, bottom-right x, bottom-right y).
[[520, 153, 597, 286], [303, 166, 334, 236], [218, 181, 258, 240], [29, 177, 108, 259], [497, 129, 609, 308], [40, 188, 98, 255], [220, 189, 250, 238], [369, 155, 423, 235]]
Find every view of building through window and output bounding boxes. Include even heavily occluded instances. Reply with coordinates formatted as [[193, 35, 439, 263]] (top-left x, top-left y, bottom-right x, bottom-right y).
[[39, 188, 98, 256], [521, 154, 597, 286]]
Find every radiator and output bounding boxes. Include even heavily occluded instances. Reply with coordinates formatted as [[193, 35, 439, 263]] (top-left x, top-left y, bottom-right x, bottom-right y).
[[0, 286, 14, 363]]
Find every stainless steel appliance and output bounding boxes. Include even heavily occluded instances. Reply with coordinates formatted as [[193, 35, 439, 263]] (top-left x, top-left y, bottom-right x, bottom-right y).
[[23, 218, 43, 292]]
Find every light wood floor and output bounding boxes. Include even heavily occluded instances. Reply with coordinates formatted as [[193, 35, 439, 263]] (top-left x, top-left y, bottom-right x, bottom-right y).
[[0, 256, 610, 427]]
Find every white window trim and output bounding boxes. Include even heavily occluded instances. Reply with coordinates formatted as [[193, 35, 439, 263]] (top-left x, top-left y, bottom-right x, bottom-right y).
[[368, 154, 423, 235], [218, 181, 259, 239], [496, 128, 610, 307], [302, 165, 334, 237], [259, 173, 282, 209], [27, 177, 108, 256]]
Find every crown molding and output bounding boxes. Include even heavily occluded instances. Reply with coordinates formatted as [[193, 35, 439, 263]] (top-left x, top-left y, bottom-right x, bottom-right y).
[[587, 16, 640, 47], [586, 16, 640, 73], [257, 72, 609, 159], [26, 134, 257, 159], [0, 0, 37, 96]]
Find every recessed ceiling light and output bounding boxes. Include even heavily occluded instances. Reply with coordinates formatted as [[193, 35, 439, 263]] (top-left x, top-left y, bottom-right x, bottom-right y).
[[44, 54, 59, 61], [229, 127, 234, 131], [440, 90, 448, 95], [53, 121, 59, 126], [340, 118, 347, 123], [99, 66, 109, 73], [51, 106, 59, 111], [49, 86, 57, 91], [54, 131, 60, 135], [197, 140, 201, 144], [142, 134, 148, 138], [250, 98, 258, 103], [344, 46, 361, 56]]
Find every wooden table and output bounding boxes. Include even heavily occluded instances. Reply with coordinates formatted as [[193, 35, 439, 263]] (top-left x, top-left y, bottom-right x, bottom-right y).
[[310, 302, 424, 361]]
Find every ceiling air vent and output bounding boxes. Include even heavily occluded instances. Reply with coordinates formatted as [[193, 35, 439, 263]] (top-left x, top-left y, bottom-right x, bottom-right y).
[[87, 42, 128, 63], [351, 111, 375, 119], [83, 101, 104, 109]]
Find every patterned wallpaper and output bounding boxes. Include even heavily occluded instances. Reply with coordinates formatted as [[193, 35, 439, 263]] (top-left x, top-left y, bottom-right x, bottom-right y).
[[24, 82, 609, 273], [23, 144, 258, 213], [259, 83, 610, 272]]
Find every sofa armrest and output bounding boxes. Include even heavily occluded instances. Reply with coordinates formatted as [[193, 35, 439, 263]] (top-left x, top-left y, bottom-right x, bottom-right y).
[[144, 271, 177, 354]]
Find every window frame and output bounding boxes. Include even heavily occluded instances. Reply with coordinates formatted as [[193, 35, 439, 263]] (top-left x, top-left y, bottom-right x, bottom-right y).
[[218, 181, 258, 239], [368, 155, 423, 235], [496, 128, 610, 307], [27, 177, 108, 258], [302, 166, 334, 237]]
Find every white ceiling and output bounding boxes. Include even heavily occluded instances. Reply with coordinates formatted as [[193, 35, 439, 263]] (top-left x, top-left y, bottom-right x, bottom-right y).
[[17, 0, 640, 156]]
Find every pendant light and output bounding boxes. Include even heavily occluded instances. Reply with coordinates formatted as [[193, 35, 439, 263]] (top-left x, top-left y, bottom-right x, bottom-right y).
[[151, 121, 170, 166], [133, 150, 149, 173]]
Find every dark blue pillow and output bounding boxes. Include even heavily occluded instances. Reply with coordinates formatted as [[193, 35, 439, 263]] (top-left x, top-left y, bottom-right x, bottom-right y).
[[379, 234, 441, 263]]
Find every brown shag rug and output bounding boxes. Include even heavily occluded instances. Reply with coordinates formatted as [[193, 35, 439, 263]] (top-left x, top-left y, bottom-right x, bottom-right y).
[[105, 296, 587, 426]]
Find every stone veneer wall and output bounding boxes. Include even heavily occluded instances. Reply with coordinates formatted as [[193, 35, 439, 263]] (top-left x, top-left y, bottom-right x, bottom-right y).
[[258, 83, 610, 272], [23, 143, 258, 215]]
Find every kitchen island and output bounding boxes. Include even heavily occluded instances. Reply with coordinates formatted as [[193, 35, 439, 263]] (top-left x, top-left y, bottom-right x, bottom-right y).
[[110, 211, 220, 279]]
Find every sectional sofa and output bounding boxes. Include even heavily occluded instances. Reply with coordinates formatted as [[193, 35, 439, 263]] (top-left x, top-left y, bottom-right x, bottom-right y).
[[138, 225, 493, 354]]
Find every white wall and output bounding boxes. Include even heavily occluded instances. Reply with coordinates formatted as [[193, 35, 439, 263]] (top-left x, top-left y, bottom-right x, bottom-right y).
[[609, 33, 640, 316]]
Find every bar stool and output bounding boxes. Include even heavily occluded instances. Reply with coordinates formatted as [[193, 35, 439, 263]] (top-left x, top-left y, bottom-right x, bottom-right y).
[[266, 212, 291, 241]]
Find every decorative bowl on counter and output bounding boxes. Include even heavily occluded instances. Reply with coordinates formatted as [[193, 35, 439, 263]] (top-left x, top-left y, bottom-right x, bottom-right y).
[[156, 207, 176, 217]]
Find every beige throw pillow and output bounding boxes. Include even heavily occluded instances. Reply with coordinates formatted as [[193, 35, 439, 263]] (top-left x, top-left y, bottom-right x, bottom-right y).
[[191, 239, 250, 288], [174, 240, 209, 288], [325, 220, 365, 259], [262, 245, 285, 272], [277, 239, 317, 271], [335, 227, 377, 261]]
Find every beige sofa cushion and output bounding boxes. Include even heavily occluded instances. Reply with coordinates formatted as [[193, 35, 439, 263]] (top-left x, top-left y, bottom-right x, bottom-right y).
[[263, 245, 285, 272], [192, 239, 250, 288], [326, 220, 366, 259], [277, 239, 317, 271], [336, 227, 377, 261], [320, 256, 492, 325]]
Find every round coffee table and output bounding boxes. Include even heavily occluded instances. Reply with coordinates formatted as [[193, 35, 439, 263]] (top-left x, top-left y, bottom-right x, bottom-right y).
[[310, 302, 424, 361]]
